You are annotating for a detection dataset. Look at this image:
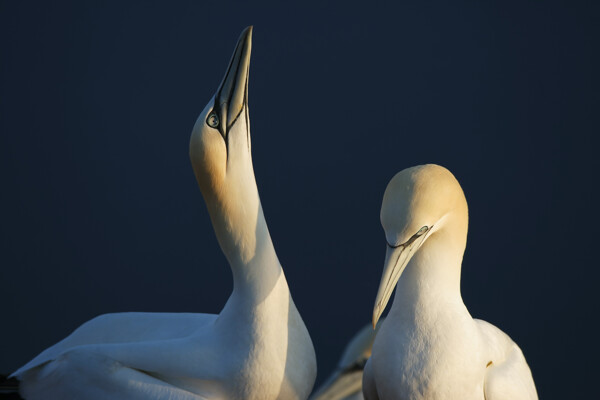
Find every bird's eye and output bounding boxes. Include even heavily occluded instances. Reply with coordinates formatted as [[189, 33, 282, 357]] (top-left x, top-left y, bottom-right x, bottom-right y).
[[415, 226, 428, 237], [206, 112, 219, 128]]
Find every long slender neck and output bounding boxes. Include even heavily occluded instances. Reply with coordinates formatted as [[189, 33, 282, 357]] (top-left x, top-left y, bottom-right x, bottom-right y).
[[390, 222, 467, 320], [228, 203, 285, 304], [202, 165, 287, 309]]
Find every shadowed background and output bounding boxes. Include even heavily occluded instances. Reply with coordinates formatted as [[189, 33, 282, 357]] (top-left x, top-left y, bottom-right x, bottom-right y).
[[1, 1, 597, 398]]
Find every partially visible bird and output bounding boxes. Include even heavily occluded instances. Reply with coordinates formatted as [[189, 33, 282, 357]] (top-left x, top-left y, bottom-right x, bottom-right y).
[[363, 164, 537, 400], [10, 26, 316, 400], [310, 320, 383, 400]]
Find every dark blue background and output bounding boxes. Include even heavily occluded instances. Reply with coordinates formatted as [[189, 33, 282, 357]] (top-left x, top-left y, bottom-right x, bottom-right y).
[[1, 1, 597, 398]]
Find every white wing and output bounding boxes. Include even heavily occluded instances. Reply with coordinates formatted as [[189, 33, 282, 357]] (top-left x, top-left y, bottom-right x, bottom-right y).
[[12, 312, 216, 378], [475, 319, 538, 400], [18, 349, 212, 400], [310, 321, 383, 400]]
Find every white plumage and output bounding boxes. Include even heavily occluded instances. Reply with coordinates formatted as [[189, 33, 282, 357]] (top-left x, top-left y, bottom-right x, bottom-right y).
[[11, 26, 317, 400], [310, 320, 383, 400], [363, 164, 537, 400]]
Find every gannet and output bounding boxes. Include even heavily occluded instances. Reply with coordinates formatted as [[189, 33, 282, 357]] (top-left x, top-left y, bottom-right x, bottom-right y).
[[363, 164, 537, 400], [310, 320, 383, 400], [11, 26, 317, 400]]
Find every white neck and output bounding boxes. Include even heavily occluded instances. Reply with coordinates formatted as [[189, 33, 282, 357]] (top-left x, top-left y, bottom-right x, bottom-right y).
[[202, 187, 285, 310], [390, 223, 467, 321], [228, 203, 285, 304]]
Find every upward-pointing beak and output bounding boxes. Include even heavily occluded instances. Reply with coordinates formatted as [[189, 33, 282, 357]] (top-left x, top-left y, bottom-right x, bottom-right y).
[[215, 26, 252, 136]]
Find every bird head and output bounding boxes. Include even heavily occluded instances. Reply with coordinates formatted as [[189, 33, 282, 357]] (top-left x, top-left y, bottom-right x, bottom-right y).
[[372, 164, 468, 327], [189, 27, 261, 265], [190, 26, 253, 197]]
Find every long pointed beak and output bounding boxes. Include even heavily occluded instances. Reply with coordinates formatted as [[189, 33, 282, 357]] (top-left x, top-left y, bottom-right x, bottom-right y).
[[215, 26, 252, 135], [372, 235, 428, 328]]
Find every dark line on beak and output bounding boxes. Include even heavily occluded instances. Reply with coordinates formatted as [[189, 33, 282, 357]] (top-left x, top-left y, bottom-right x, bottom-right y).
[[214, 33, 246, 143], [245, 63, 250, 151], [387, 225, 433, 248], [225, 46, 247, 133], [216, 36, 243, 107]]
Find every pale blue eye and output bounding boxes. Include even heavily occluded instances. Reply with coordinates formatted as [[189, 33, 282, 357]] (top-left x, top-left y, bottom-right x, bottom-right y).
[[206, 113, 219, 128], [416, 226, 428, 237]]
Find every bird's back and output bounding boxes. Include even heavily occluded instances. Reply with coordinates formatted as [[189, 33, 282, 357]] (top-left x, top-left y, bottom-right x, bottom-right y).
[[12, 312, 217, 378]]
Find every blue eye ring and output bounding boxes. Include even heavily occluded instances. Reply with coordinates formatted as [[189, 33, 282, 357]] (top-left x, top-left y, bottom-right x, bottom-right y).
[[206, 112, 219, 128], [415, 226, 429, 237]]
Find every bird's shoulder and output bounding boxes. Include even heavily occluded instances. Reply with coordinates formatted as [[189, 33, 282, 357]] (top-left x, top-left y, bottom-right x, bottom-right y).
[[474, 319, 537, 400]]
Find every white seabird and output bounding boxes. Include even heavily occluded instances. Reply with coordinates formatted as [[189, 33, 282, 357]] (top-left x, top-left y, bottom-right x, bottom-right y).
[[362, 164, 537, 400], [310, 320, 383, 400], [11, 26, 317, 400]]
